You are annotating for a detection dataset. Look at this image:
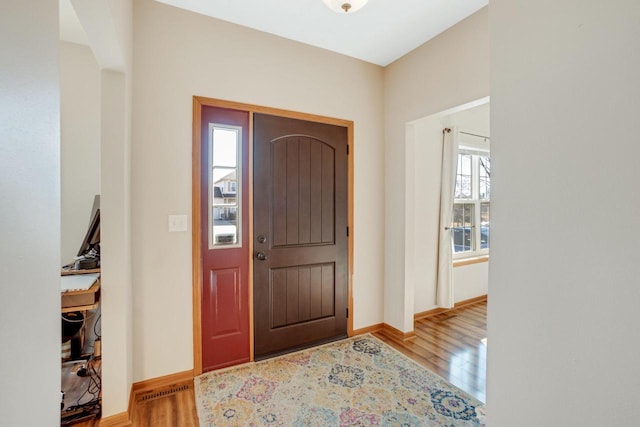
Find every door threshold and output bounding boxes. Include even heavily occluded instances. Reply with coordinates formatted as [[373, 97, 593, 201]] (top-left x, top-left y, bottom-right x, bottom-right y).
[[255, 334, 348, 361]]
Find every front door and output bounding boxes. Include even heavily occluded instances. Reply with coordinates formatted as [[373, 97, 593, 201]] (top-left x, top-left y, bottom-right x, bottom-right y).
[[253, 113, 349, 358]]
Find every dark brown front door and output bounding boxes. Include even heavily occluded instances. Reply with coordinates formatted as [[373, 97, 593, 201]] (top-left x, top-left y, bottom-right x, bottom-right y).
[[253, 113, 349, 358]]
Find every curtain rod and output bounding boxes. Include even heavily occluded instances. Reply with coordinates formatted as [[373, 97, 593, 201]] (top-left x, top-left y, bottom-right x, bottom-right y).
[[460, 131, 490, 140]]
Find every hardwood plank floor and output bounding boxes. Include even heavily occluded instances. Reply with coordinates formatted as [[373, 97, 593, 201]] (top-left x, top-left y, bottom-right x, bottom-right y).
[[70, 300, 487, 426], [373, 299, 487, 402], [130, 386, 199, 427]]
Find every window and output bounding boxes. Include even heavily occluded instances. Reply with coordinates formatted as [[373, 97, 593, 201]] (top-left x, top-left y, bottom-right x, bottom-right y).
[[452, 150, 490, 257], [209, 124, 241, 248]]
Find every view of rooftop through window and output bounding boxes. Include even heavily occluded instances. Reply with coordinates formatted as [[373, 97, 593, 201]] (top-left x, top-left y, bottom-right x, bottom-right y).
[[210, 126, 240, 247]]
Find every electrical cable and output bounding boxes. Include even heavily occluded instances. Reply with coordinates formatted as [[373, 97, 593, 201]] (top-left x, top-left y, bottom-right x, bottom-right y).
[[73, 360, 102, 407], [93, 313, 101, 338]]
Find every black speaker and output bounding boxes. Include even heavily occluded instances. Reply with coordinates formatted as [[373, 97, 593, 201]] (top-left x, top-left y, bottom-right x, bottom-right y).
[[62, 311, 84, 342], [70, 337, 82, 360]]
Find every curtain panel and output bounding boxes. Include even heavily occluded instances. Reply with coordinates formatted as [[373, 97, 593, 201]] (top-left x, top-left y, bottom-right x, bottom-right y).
[[436, 128, 458, 308]]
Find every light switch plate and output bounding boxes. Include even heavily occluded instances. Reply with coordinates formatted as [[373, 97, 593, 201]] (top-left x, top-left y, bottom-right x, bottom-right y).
[[168, 214, 188, 232]]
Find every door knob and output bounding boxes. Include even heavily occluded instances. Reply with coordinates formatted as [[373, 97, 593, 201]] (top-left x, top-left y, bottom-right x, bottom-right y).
[[256, 251, 268, 261]]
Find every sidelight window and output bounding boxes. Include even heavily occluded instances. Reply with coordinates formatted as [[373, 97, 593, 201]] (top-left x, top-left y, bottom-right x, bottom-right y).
[[209, 124, 241, 248]]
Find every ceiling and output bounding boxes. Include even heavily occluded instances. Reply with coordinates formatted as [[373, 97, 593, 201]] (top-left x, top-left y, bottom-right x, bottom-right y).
[[61, 0, 487, 67], [60, 0, 90, 45]]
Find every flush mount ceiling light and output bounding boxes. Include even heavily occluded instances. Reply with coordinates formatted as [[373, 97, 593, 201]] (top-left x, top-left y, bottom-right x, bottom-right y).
[[323, 0, 369, 14]]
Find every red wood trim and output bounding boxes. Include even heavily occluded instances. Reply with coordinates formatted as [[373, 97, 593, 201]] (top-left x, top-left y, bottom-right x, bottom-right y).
[[101, 370, 195, 426], [351, 323, 384, 336], [99, 412, 131, 427], [192, 97, 204, 375], [414, 294, 488, 321], [454, 294, 487, 309], [453, 255, 489, 268], [382, 323, 416, 342], [193, 96, 352, 128], [414, 307, 448, 321], [248, 112, 255, 362], [130, 369, 194, 395], [347, 121, 354, 337]]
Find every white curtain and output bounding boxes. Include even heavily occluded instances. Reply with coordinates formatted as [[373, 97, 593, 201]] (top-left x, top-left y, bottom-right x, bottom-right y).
[[436, 128, 458, 308]]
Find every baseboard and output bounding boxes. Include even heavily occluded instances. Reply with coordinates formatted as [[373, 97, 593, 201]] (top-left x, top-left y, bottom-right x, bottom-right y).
[[414, 294, 488, 321], [99, 369, 194, 426], [454, 294, 487, 309], [131, 369, 195, 395], [353, 295, 488, 341], [99, 412, 131, 427], [413, 307, 448, 321], [382, 323, 416, 342], [351, 323, 384, 336]]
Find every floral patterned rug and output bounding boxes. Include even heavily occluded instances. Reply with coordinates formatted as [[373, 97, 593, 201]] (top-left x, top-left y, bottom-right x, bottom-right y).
[[195, 335, 486, 426]]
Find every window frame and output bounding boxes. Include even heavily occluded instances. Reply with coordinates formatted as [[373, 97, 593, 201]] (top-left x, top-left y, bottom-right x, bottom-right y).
[[452, 148, 490, 260], [208, 123, 242, 250]]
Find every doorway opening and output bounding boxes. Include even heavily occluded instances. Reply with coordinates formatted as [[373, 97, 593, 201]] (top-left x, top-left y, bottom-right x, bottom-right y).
[[406, 97, 490, 317]]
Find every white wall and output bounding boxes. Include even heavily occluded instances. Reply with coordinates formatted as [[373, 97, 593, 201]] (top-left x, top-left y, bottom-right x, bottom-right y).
[[384, 7, 489, 331], [0, 1, 60, 425], [98, 0, 134, 416], [131, 0, 385, 381], [60, 41, 101, 266], [441, 102, 490, 136], [408, 116, 442, 313], [70, 0, 134, 416], [453, 262, 488, 303], [489, 0, 640, 425], [101, 68, 133, 416]]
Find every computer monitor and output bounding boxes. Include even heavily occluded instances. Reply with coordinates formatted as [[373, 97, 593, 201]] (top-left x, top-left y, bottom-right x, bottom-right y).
[[77, 195, 100, 258]]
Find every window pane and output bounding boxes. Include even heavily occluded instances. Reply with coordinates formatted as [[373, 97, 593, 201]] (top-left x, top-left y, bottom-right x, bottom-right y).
[[481, 202, 490, 249], [455, 153, 473, 199], [452, 203, 474, 253], [210, 124, 241, 248], [212, 128, 238, 167], [212, 168, 237, 205], [213, 206, 238, 245], [479, 156, 491, 199]]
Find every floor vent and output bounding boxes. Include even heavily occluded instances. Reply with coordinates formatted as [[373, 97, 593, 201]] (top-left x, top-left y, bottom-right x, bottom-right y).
[[136, 383, 192, 403]]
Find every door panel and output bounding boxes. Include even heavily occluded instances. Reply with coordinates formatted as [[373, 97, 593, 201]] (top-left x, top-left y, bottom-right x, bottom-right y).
[[253, 113, 348, 358], [270, 263, 335, 328], [205, 267, 242, 335], [272, 138, 335, 246], [200, 106, 250, 371]]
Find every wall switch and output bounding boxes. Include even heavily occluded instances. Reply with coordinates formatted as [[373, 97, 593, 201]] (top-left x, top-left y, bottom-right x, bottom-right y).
[[168, 214, 188, 232]]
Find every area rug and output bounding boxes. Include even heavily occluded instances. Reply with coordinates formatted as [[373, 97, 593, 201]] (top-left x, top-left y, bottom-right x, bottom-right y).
[[195, 335, 485, 426]]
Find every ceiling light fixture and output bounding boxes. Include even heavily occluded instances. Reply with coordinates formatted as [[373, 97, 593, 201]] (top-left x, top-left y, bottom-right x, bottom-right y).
[[323, 0, 369, 14]]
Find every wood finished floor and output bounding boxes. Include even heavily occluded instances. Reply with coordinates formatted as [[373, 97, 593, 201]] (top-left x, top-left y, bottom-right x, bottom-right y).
[[373, 300, 487, 403], [72, 300, 486, 426], [129, 386, 199, 427]]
